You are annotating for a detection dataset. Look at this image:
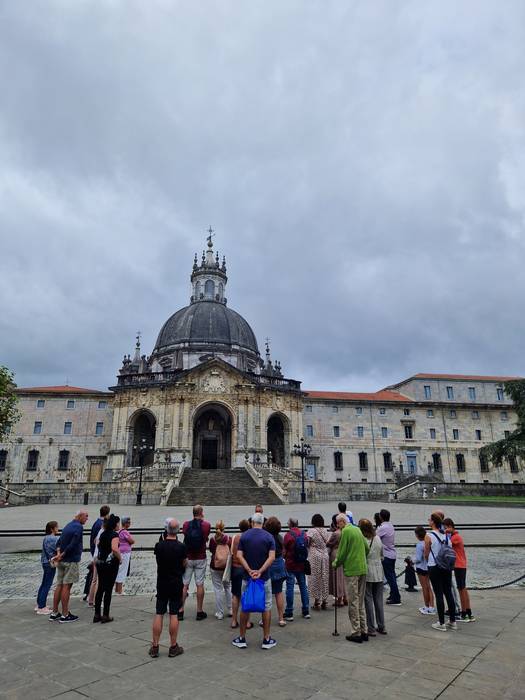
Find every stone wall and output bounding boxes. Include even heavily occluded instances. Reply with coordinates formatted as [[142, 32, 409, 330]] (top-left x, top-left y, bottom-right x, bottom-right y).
[[5, 480, 162, 506]]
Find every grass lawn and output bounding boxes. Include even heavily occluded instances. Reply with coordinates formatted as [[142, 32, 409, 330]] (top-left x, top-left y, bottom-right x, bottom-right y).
[[430, 495, 525, 503]]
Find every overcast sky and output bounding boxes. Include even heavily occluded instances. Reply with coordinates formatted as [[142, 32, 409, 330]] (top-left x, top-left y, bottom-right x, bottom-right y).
[[1, 1, 524, 393]]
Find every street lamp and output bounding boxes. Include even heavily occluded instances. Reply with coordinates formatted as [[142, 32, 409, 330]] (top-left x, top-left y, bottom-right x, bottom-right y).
[[133, 437, 153, 505], [293, 437, 311, 504]]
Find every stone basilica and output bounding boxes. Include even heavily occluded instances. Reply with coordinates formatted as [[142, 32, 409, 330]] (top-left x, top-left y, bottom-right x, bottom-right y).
[[1, 235, 523, 504]]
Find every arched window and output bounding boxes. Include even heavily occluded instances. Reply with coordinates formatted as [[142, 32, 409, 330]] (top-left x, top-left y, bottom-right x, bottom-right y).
[[432, 453, 442, 471], [27, 450, 39, 471], [334, 451, 343, 470], [218, 282, 224, 299], [58, 450, 70, 471], [455, 453, 465, 472], [195, 281, 201, 298], [204, 280, 215, 298]]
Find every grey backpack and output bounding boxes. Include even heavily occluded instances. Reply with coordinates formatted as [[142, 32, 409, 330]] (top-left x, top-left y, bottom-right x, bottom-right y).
[[431, 532, 456, 571]]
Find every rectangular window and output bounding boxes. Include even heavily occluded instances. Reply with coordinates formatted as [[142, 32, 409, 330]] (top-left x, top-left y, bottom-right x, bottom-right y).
[[305, 405, 312, 413], [475, 429, 482, 441], [58, 450, 69, 471], [404, 425, 413, 439], [379, 407, 386, 415], [36, 399, 45, 409], [456, 453, 465, 471], [432, 453, 442, 471], [446, 386, 454, 399], [472, 410, 479, 419], [504, 430, 510, 439], [95, 421, 104, 436], [430, 428, 436, 439], [359, 452, 368, 471], [497, 387, 504, 401], [403, 408, 410, 416], [333, 426, 340, 438], [509, 456, 519, 473], [356, 407, 363, 415], [66, 399, 75, 409], [381, 427, 388, 438], [450, 409, 457, 418], [64, 421, 72, 435], [0, 450, 7, 471], [453, 429, 459, 440], [424, 385, 431, 399], [427, 409, 434, 418], [97, 400, 108, 409], [479, 454, 489, 472], [27, 450, 39, 471], [334, 451, 343, 470], [332, 405, 338, 413], [357, 426, 364, 438], [468, 387, 476, 400], [501, 411, 508, 421], [383, 452, 393, 471], [33, 421, 42, 435], [306, 425, 314, 437]]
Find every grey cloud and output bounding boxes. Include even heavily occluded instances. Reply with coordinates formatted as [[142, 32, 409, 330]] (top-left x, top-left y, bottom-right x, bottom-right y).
[[0, 1, 524, 393]]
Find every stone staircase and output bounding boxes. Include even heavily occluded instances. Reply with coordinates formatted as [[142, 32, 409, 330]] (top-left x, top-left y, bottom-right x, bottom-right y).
[[166, 468, 283, 506]]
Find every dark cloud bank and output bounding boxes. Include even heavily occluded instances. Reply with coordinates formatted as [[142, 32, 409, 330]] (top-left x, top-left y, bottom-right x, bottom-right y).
[[1, 1, 524, 392]]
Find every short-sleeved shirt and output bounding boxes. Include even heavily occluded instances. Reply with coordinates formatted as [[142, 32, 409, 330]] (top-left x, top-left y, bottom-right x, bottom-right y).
[[376, 521, 397, 559], [427, 530, 445, 568], [450, 531, 467, 569], [182, 519, 211, 560], [238, 528, 275, 580], [119, 529, 133, 554], [154, 539, 187, 591]]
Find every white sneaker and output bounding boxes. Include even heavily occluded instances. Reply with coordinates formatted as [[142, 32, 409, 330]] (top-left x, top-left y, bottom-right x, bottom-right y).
[[215, 612, 224, 620], [427, 607, 436, 614], [431, 622, 447, 632], [36, 607, 51, 615], [447, 621, 457, 630], [419, 606, 431, 615]]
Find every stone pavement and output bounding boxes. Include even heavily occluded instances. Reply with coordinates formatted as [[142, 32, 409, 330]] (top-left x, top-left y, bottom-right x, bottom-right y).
[[1, 588, 524, 699]]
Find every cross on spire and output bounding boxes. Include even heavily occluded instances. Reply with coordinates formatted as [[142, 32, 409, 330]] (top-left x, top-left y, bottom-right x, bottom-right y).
[[207, 225, 215, 247], [136, 331, 141, 349]]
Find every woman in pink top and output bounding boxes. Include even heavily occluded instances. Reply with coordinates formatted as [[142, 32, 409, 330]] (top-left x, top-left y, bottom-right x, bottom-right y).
[[115, 516, 135, 594]]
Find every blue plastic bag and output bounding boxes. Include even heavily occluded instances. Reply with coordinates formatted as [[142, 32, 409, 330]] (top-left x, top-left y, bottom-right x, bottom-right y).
[[241, 578, 266, 613]]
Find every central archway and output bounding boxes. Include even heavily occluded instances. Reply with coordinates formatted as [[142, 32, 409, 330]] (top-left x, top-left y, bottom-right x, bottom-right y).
[[192, 403, 232, 469], [267, 413, 289, 468], [127, 409, 156, 469]]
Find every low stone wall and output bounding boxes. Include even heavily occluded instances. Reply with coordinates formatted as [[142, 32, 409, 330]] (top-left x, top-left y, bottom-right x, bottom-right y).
[[287, 481, 391, 503], [4, 481, 162, 505]]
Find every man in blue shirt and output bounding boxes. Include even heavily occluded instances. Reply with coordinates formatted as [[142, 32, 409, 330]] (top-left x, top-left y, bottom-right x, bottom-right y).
[[232, 513, 276, 650], [50, 509, 89, 623]]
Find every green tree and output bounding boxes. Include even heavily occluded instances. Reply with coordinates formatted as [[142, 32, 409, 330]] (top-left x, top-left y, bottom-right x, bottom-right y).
[[480, 380, 525, 468], [0, 366, 20, 442]]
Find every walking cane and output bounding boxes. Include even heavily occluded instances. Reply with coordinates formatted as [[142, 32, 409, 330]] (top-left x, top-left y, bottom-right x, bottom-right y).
[[332, 566, 339, 637]]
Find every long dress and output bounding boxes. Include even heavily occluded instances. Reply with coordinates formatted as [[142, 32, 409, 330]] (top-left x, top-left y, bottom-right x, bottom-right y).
[[327, 529, 345, 598], [306, 527, 330, 602]]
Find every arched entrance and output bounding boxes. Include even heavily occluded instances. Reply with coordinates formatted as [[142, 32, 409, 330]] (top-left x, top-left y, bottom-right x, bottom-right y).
[[192, 403, 232, 469], [267, 413, 289, 468], [128, 410, 156, 469]]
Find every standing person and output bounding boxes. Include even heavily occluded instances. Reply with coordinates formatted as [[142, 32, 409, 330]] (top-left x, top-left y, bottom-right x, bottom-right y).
[[327, 514, 347, 607], [359, 518, 386, 636], [413, 526, 435, 615], [179, 504, 211, 621], [50, 510, 89, 623], [283, 518, 310, 621], [425, 513, 456, 631], [443, 518, 475, 622], [93, 514, 121, 623], [209, 520, 232, 620], [87, 506, 110, 607], [376, 509, 401, 606], [333, 520, 369, 643], [331, 502, 354, 529], [249, 504, 267, 527], [230, 519, 252, 630], [115, 516, 134, 595], [307, 514, 330, 610], [264, 516, 287, 627], [232, 512, 276, 650], [35, 521, 59, 614], [149, 518, 187, 658]]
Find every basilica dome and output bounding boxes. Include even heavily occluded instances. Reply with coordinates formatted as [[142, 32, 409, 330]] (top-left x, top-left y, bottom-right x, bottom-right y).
[[154, 300, 259, 357]]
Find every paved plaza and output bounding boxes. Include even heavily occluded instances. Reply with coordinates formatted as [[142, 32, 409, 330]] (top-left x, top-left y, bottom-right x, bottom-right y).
[[0, 587, 524, 699]]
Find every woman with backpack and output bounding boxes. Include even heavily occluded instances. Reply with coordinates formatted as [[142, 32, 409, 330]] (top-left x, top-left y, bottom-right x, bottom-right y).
[[424, 512, 456, 632], [264, 516, 287, 627], [209, 520, 232, 620]]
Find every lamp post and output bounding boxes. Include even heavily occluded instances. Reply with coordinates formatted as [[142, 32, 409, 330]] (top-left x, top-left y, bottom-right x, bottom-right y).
[[134, 437, 153, 505], [293, 437, 311, 504]]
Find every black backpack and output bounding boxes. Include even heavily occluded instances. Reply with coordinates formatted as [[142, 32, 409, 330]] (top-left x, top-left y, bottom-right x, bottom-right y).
[[184, 519, 204, 551]]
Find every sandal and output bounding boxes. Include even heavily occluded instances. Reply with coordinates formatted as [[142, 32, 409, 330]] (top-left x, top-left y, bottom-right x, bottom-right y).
[[168, 644, 184, 658], [230, 622, 239, 629], [278, 620, 287, 627]]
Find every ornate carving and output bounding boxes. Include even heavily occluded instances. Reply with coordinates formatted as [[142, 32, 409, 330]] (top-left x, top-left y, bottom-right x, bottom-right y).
[[201, 371, 226, 394]]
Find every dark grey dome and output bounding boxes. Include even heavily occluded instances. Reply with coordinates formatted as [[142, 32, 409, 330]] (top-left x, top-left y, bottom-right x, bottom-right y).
[[154, 301, 259, 355]]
